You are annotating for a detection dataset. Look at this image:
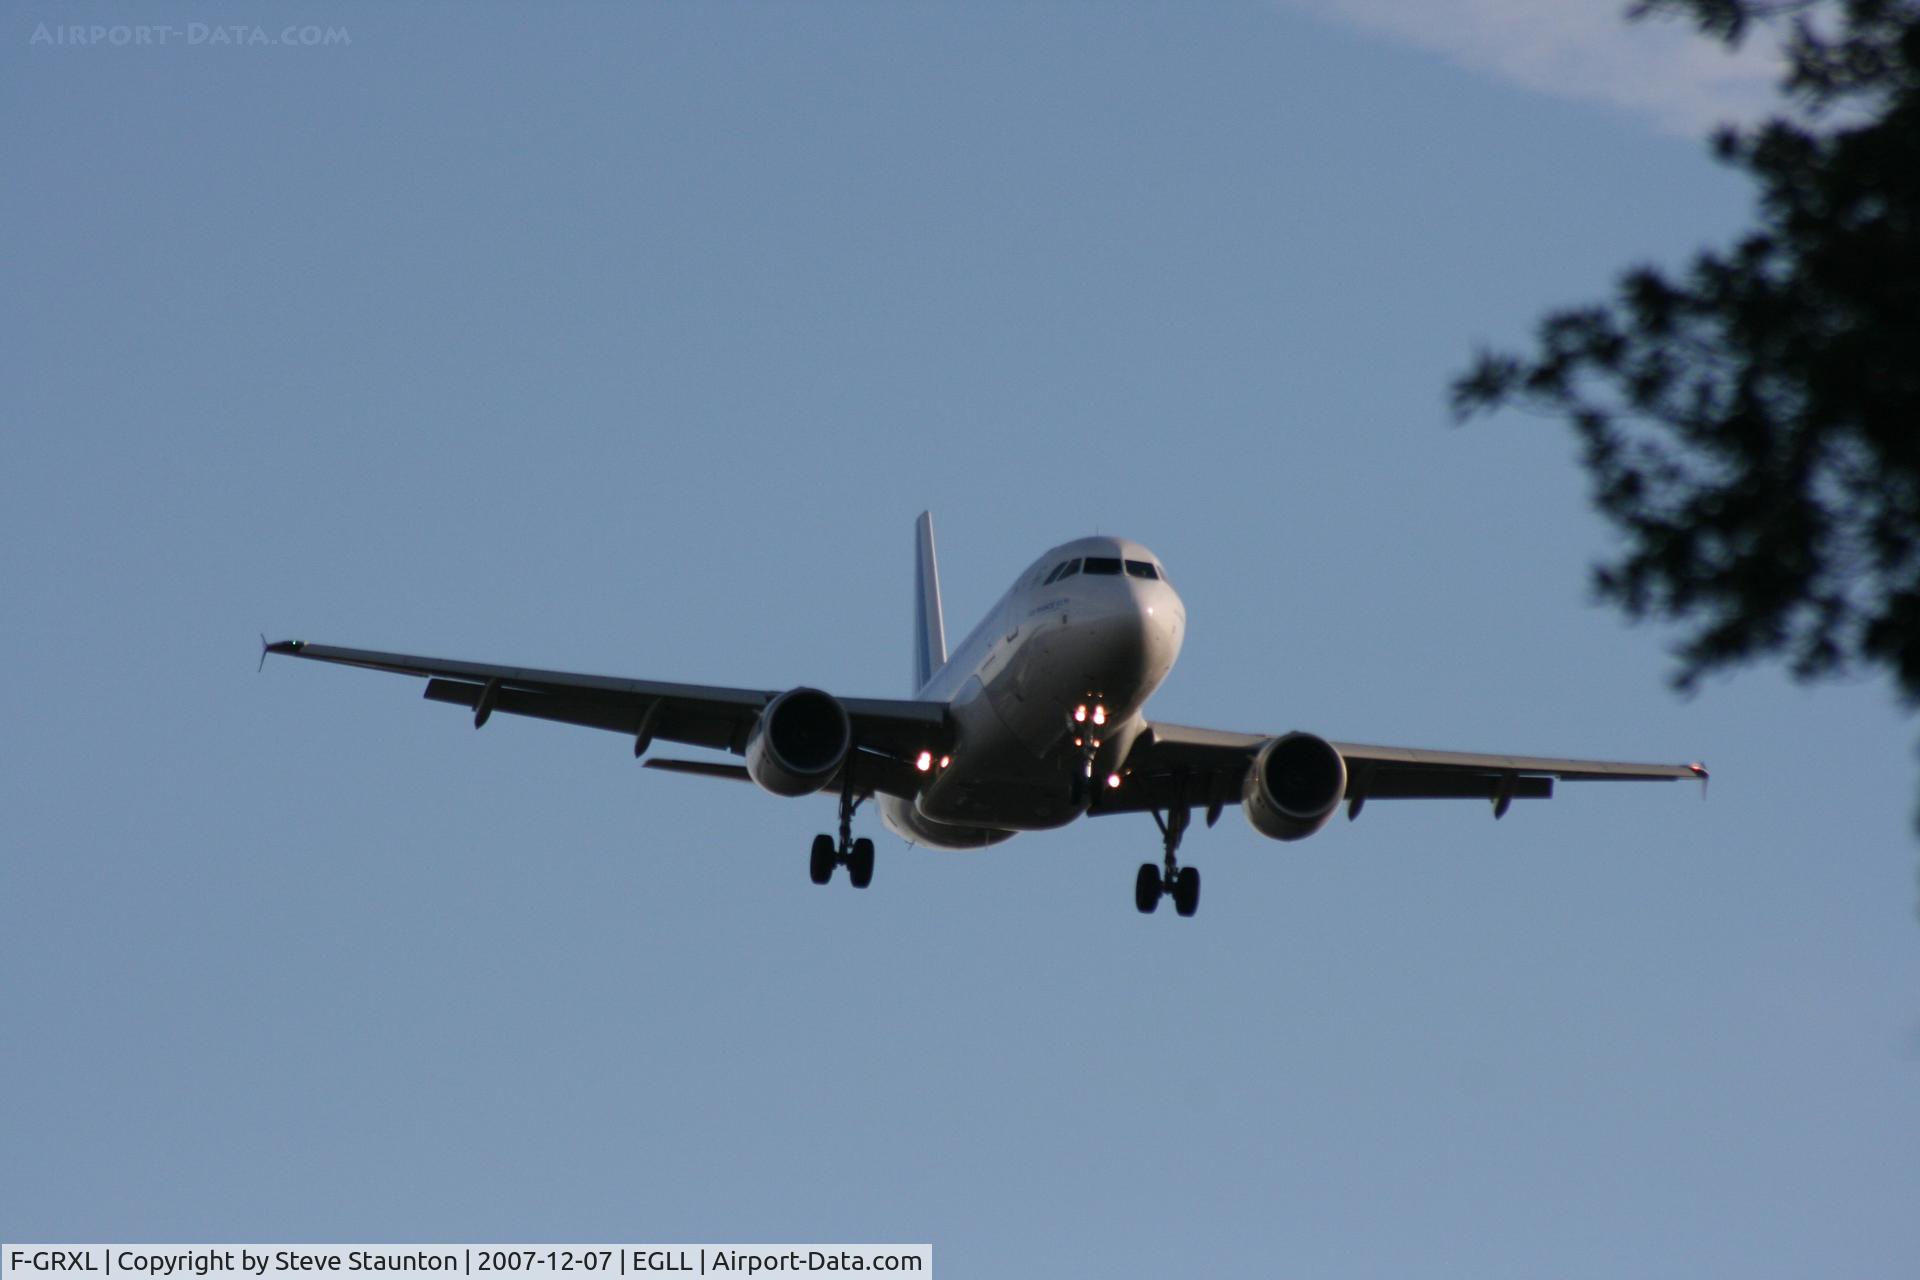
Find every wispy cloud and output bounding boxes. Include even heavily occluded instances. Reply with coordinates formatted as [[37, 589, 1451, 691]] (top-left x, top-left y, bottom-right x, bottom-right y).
[[1278, 0, 1787, 136]]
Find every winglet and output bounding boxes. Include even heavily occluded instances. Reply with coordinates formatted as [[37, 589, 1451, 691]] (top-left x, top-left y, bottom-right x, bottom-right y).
[[260, 638, 306, 668], [1690, 761, 1709, 798], [913, 511, 948, 693], [258, 633, 269, 674]]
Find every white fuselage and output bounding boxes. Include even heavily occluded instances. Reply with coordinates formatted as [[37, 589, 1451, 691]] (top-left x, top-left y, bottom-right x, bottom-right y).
[[879, 536, 1185, 849]]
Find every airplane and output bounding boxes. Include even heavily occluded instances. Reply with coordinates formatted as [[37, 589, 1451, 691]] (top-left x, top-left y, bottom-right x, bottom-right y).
[[264, 512, 1706, 916]]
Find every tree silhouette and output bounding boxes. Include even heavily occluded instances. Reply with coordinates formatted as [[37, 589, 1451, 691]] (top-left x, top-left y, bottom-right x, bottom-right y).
[[1454, 1, 1920, 711]]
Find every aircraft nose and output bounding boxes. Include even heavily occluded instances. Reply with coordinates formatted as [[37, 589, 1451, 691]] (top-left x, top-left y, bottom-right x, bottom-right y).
[[1096, 577, 1182, 681], [1063, 573, 1184, 706], [1139, 581, 1184, 678]]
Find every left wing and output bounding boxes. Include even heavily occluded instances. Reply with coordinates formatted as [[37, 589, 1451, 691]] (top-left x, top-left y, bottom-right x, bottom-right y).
[[1093, 719, 1705, 822], [263, 640, 951, 800]]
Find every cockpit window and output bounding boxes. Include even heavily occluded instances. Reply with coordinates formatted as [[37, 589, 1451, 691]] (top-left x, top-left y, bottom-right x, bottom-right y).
[[1124, 560, 1159, 580], [1062, 558, 1080, 578], [1083, 557, 1122, 575], [1042, 562, 1065, 584]]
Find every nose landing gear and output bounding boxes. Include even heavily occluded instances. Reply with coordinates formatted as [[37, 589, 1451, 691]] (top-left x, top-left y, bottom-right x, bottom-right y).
[[1067, 698, 1109, 807], [1135, 795, 1201, 917], [809, 773, 875, 889]]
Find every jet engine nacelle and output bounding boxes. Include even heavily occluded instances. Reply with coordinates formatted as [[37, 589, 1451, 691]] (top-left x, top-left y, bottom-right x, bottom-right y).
[[745, 687, 853, 797], [1243, 731, 1348, 841]]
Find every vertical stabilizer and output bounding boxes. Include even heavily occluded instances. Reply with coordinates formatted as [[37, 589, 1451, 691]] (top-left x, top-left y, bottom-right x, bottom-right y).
[[913, 511, 948, 693]]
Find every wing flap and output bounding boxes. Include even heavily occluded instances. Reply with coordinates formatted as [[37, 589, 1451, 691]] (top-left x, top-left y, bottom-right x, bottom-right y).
[[422, 679, 743, 749], [642, 758, 753, 782], [1360, 770, 1554, 802], [644, 747, 924, 800]]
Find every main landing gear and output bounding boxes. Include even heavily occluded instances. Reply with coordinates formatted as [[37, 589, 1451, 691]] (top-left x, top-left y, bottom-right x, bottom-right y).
[[810, 773, 874, 889], [1136, 801, 1201, 917]]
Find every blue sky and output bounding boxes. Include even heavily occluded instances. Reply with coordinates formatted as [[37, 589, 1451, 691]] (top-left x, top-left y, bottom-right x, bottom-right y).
[[5, 3, 1916, 1275]]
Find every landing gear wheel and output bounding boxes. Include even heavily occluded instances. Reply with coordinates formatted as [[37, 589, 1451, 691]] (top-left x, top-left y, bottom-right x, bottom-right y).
[[1135, 863, 1162, 914], [848, 837, 875, 889], [820, 772, 876, 889], [1172, 865, 1201, 917], [1139, 787, 1202, 917]]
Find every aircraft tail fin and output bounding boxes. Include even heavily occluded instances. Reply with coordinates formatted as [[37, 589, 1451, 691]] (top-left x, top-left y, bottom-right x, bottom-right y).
[[913, 511, 948, 693]]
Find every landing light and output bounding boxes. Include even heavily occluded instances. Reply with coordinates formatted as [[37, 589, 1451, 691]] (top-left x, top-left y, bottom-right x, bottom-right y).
[[1074, 705, 1088, 723], [1092, 705, 1107, 726], [1106, 772, 1122, 789], [915, 750, 933, 772], [939, 755, 951, 769]]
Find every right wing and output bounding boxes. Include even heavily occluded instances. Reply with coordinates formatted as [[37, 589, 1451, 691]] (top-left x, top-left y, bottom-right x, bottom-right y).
[[1094, 719, 1705, 820], [264, 640, 952, 800]]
